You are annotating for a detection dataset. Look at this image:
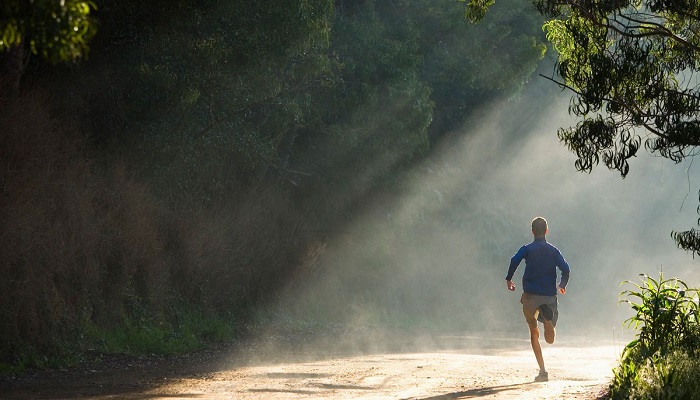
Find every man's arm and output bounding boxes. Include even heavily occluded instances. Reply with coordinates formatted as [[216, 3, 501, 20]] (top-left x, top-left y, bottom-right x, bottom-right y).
[[505, 246, 526, 290], [556, 250, 571, 293]]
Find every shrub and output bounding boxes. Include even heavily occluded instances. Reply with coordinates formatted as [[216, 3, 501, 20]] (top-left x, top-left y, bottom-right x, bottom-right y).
[[610, 272, 700, 399]]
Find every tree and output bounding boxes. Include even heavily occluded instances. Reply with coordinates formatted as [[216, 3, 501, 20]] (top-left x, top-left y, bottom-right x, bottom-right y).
[[81, 0, 336, 205], [289, 0, 435, 197], [406, 0, 546, 141], [0, 0, 96, 93], [464, 0, 700, 254]]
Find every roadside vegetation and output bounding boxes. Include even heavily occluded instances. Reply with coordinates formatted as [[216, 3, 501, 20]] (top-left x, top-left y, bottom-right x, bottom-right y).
[[0, 0, 546, 372], [609, 273, 700, 399]]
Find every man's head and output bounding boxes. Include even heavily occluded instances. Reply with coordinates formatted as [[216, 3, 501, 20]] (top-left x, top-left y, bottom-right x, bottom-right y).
[[531, 216, 548, 238]]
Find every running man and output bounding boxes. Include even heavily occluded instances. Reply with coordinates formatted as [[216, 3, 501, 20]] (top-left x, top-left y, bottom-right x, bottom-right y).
[[505, 216, 570, 382]]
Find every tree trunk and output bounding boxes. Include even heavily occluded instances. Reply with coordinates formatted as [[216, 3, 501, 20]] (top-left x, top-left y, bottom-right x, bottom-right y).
[[1, 44, 24, 98]]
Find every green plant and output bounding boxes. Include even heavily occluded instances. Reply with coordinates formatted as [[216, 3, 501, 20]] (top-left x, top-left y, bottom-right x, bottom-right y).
[[626, 350, 700, 400], [82, 304, 237, 355], [618, 273, 699, 360], [610, 358, 638, 399], [610, 272, 700, 399]]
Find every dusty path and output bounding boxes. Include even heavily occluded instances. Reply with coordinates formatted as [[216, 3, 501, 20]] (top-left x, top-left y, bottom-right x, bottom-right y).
[[1, 333, 618, 399]]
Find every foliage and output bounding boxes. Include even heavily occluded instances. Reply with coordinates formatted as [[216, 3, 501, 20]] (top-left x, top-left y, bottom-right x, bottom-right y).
[[85, 0, 547, 207], [0, 87, 303, 367], [0, 0, 550, 368], [611, 272, 700, 399], [0, 0, 96, 63], [305, 1, 433, 177], [465, 0, 700, 254], [459, 0, 495, 23], [86, 0, 335, 205], [402, 0, 547, 140], [82, 304, 236, 355], [294, 0, 547, 195], [619, 273, 700, 359], [539, 0, 700, 177], [0, 303, 236, 374], [611, 350, 700, 400], [632, 350, 700, 400]]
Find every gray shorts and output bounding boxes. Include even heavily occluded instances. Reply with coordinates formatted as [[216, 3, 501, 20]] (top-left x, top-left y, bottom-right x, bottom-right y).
[[521, 292, 558, 328]]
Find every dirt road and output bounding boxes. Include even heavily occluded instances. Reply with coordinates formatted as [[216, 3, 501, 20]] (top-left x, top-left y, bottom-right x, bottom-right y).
[[1, 333, 618, 399]]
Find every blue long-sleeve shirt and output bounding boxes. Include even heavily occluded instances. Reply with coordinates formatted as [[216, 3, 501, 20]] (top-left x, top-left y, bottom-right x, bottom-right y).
[[506, 237, 570, 296]]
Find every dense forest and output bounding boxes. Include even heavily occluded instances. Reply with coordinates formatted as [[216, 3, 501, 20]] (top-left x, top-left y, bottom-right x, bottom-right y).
[[0, 0, 551, 367]]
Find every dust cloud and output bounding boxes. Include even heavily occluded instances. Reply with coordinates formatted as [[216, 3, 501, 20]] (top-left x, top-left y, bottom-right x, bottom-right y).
[[266, 77, 700, 353]]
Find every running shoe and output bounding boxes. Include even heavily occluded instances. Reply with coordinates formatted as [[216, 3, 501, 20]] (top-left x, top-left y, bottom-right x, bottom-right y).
[[534, 371, 548, 382]]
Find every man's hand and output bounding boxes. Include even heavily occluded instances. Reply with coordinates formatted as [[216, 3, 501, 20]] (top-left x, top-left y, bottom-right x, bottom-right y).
[[506, 280, 515, 291], [558, 286, 566, 295]]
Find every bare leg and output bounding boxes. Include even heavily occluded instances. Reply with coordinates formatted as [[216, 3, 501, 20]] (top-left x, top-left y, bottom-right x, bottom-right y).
[[529, 325, 545, 372], [543, 320, 556, 344]]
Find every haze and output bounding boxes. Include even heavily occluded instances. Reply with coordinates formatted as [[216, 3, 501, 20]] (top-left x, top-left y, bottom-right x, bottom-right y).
[[269, 77, 700, 347]]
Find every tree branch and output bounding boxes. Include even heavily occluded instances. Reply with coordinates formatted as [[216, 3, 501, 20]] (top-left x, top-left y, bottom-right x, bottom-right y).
[[611, 12, 700, 53], [568, 1, 700, 53], [538, 73, 668, 138]]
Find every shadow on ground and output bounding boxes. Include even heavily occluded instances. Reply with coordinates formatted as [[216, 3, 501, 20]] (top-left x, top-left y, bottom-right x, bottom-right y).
[[0, 330, 610, 399], [414, 382, 533, 399]]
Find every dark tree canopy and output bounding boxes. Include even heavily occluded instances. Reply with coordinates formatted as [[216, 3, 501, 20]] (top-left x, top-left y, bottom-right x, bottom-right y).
[[1, 0, 96, 94], [0, 0, 551, 362], [467, 0, 700, 255], [0, 0, 96, 62]]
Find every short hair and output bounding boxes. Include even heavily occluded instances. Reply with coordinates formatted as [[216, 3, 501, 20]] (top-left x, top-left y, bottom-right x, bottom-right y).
[[531, 217, 548, 237]]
